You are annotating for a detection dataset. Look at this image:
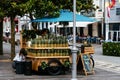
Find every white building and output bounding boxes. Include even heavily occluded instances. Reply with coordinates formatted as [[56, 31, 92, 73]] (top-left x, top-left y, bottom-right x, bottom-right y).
[[94, 0, 120, 42]]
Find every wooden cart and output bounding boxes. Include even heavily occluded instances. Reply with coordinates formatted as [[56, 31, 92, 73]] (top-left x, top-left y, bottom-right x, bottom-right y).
[[20, 30, 72, 75], [20, 30, 95, 75]]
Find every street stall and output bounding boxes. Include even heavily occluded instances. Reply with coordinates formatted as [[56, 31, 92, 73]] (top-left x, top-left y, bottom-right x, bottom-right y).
[[20, 29, 72, 75], [19, 10, 96, 75], [20, 29, 95, 76]]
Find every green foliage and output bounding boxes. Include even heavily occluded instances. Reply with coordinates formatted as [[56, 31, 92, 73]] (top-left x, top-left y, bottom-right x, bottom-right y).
[[33, 0, 95, 18], [41, 61, 48, 70], [103, 42, 120, 56], [0, 8, 4, 18], [0, 0, 95, 19], [22, 30, 37, 39], [0, 0, 31, 17], [64, 60, 71, 68]]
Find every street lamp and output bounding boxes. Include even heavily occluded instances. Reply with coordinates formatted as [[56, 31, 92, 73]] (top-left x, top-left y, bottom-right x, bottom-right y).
[[71, 0, 78, 80]]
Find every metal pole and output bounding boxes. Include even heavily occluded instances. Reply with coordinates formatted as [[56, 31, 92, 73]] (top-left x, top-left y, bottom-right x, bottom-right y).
[[104, 0, 110, 41], [101, 0, 105, 35], [105, 19, 109, 41], [71, 0, 78, 80]]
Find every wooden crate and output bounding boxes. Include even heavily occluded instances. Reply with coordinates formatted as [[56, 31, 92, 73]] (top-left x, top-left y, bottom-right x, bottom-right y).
[[84, 47, 94, 54]]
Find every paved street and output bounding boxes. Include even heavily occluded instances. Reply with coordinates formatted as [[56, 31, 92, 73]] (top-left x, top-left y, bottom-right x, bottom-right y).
[[1, 35, 120, 80], [93, 44, 120, 74]]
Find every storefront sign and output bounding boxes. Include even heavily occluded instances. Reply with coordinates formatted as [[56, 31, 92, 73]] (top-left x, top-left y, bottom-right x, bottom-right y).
[[95, 11, 103, 18]]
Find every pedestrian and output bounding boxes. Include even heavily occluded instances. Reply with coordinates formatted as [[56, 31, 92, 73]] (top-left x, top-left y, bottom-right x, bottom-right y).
[[5, 27, 10, 38], [5, 27, 10, 43], [12, 48, 27, 69]]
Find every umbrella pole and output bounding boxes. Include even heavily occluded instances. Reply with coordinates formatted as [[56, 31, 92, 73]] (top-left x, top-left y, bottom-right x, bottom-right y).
[[71, 0, 78, 80]]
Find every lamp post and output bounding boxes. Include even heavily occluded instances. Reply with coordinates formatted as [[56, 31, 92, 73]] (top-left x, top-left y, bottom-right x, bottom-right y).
[[71, 0, 78, 80]]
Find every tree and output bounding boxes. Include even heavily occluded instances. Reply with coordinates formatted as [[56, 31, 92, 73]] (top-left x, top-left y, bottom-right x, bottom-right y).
[[33, 0, 95, 18], [0, 7, 4, 55], [0, 0, 30, 60]]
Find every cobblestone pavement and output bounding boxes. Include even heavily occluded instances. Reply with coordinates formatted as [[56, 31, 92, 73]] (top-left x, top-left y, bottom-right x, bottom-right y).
[[0, 43, 120, 80], [95, 60, 120, 74], [92, 44, 120, 75], [0, 60, 120, 80]]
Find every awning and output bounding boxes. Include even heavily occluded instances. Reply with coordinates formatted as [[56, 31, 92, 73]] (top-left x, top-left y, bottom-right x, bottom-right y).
[[31, 10, 97, 23]]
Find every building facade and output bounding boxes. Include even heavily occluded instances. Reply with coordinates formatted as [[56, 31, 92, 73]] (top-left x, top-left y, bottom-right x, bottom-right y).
[[105, 0, 120, 41], [94, 0, 120, 41]]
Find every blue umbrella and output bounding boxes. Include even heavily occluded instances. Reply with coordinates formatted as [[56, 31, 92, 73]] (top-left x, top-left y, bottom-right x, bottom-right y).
[[31, 10, 96, 22]]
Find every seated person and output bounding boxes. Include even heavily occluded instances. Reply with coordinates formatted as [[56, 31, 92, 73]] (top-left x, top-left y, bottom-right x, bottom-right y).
[[12, 48, 27, 69]]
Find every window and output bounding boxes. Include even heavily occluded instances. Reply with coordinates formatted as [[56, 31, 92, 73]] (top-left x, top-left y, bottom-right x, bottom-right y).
[[116, 8, 120, 15]]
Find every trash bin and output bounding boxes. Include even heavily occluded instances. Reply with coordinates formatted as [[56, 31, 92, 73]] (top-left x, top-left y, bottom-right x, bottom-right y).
[[16, 61, 25, 74], [24, 60, 32, 75]]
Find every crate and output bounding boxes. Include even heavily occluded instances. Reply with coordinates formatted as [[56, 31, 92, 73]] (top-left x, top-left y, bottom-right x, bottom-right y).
[[83, 47, 94, 54]]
